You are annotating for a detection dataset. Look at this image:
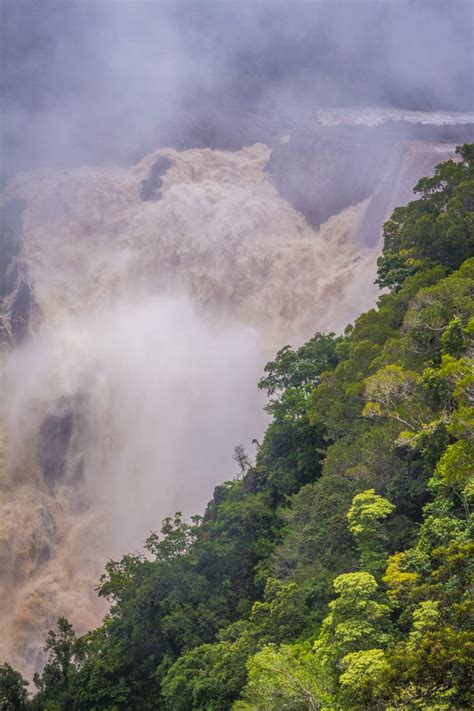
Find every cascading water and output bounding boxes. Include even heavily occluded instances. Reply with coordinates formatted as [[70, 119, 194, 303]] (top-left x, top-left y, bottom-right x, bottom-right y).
[[0, 129, 466, 676]]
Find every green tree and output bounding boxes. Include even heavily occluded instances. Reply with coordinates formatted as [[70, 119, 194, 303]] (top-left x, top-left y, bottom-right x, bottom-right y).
[[234, 643, 326, 711], [313, 571, 393, 690], [362, 364, 425, 431], [32, 618, 84, 711], [0, 663, 29, 711], [347, 489, 395, 576], [338, 648, 391, 709], [258, 333, 340, 421], [377, 144, 474, 292]]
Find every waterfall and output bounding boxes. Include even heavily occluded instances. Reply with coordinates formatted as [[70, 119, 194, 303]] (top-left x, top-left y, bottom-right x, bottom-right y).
[[0, 129, 467, 675]]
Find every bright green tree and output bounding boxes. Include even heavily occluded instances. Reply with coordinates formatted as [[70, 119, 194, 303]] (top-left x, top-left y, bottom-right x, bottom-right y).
[[347, 489, 395, 576], [313, 572, 393, 690], [234, 643, 327, 711]]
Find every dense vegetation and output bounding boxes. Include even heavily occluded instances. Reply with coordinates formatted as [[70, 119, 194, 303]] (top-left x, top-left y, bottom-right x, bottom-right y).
[[2, 145, 473, 710]]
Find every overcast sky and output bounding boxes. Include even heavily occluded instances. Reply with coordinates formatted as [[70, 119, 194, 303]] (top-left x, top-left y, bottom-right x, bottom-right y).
[[1, 0, 473, 180]]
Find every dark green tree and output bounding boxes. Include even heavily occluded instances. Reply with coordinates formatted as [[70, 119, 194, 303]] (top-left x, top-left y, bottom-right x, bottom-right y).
[[0, 663, 29, 711]]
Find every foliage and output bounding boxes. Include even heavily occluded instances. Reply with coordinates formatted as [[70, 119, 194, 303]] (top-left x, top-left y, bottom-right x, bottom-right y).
[[233, 644, 326, 711], [0, 663, 29, 711], [31, 618, 85, 711], [377, 144, 474, 292], [347, 489, 395, 576], [313, 571, 393, 684], [257, 333, 341, 421]]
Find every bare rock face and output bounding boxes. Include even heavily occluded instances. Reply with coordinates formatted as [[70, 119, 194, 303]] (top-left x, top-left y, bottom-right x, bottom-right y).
[[267, 119, 472, 242], [0, 199, 39, 346], [267, 127, 387, 230], [38, 402, 74, 487], [0, 201, 24, 298], [140, 156, 172, 201], [267, 109, 473, 240]]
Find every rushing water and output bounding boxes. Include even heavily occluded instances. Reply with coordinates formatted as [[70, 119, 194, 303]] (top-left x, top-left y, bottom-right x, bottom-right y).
[[0, 131, 462, 675]]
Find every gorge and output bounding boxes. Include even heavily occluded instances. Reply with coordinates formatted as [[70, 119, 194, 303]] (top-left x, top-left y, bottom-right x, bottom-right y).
[[0, 111, 471, 676]]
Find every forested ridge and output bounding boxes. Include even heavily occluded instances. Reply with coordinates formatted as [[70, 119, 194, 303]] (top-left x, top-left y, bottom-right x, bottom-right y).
[[1, 145, 473, 710]]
